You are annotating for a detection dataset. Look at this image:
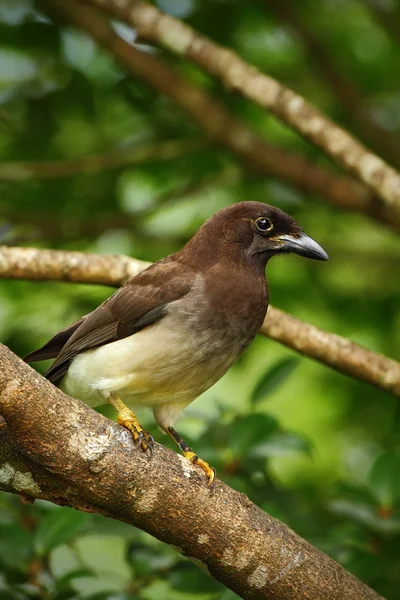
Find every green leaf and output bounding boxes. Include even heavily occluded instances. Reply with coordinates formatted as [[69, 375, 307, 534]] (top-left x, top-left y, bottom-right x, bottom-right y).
[[328, 499, 400, 535], [74, 535, 131, 581], [0, 47, 37, 86], [0, 0, 32, 26], [251, 357, 300, 405], [220, 589, 241, 600], [0, 525, 33, 570], [34, 508, 88, 556], [369, 452, 400, 507], [249, 432, 312, 458], [55, 568, 92, 594], [229, 413, 278, 457], [70, 575, 126, 598], [50, 544, 83, 580], [169, 565, 221, 594], [62, 30, 96, 72]]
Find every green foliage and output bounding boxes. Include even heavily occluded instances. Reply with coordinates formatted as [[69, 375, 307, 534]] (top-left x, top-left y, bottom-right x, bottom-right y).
[[34, 508, 89, 556], [250, 357, 300, 405], [1, 0, 400, 598], [369, 453, 400, 508]]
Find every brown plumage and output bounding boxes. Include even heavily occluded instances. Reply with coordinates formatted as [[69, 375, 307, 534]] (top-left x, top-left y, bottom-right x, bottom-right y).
[[25, 202, 328, 484]]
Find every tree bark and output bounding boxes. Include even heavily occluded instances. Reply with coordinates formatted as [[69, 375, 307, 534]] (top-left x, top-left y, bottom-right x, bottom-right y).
[[1, 245, 399, 397], [47, 0, 400, 231], [0, 344, 384, 600], [86, 0, 400, 220]]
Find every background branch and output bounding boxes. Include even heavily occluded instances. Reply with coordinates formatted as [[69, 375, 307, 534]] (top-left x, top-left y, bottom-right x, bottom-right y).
[[264, 0, 400, 168], [86, 0, 400, 219], [0, 344, 384, 600], [47, 0, 400, 231], [0, 138, 206, 181], [1, 245, 399, 396], [364, 0, 400, 46]]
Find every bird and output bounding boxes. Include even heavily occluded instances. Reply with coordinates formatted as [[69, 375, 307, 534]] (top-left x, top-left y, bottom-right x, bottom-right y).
[[25, 202, 328, 485]]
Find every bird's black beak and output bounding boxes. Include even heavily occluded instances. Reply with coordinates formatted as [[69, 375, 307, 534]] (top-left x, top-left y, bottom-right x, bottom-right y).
[[272, 233, 329, 261]]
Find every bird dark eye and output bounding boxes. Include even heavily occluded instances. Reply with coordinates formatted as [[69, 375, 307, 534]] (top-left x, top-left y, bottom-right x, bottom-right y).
[[255, 217, 273, 232]]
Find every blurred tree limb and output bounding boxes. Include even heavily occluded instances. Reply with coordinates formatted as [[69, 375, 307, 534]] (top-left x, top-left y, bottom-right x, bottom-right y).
[[364, 0, 400, 46], [0, 138, 206, 181], [1, 245, 399, 397], [264, 0, 400, 168], [0, 345, 384, 600], [83, 0, 400, 221], [47, 0, 400, 231], [1, 170, 236, 243]]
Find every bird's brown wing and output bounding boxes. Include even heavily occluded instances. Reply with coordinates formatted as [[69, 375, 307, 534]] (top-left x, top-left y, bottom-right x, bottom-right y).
[[32, 258, 193, 385]]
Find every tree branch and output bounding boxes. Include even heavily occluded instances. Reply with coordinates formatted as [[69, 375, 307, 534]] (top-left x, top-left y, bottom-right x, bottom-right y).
[[262, 308, 400, 397], [1, 245, 399, 397], [86, 0, 400, 220], [0, 209, 135, 243], [0, 344, 384, 600], [264, 0, 400, 168], [0, 138, 206, 181], [0, 245, 151, 285], [364, 0, 400, 46], [47, 0, 400, 231]]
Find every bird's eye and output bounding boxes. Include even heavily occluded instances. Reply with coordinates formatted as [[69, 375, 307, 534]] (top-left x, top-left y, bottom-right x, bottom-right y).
[[255, 217, 273, 232]]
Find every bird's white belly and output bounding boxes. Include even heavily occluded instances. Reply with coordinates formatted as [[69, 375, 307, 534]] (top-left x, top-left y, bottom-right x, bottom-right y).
[[60, 313, 241, 411]]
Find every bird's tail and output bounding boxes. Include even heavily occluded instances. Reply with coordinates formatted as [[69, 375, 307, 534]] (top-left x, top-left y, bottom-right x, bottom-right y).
[[24, 317, 85, 363]]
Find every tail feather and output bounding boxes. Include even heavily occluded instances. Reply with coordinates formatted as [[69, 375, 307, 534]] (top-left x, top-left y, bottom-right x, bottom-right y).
[[24, 316, 85, 363]]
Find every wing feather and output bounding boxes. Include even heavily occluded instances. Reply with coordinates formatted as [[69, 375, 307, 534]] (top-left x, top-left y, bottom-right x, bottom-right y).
[[41, 258, 193, 385], [24, 317, 86, 362]]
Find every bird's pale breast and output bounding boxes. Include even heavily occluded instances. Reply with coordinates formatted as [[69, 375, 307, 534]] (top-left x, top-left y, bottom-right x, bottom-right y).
[[60, 273, 267, 421]]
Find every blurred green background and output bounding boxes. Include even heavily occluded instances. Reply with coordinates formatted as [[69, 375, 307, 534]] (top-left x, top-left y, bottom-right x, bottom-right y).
[[1, 0, 400, 598]]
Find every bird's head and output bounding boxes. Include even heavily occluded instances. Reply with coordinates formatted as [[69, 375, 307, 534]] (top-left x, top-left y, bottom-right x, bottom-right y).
[[182, 201, 328, 270]]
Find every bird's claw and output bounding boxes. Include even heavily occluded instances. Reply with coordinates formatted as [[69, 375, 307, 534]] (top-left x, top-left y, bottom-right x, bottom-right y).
[[117, 413, 154, 457], [136, 430, 154, 456], [186, 451, 216, 486]]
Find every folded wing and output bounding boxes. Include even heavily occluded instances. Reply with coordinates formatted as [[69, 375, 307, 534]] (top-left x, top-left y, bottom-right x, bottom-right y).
[[25, 258, 193, 385]]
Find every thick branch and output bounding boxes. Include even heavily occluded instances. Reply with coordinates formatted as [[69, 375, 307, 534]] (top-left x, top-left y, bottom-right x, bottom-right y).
[[48, 0, 400, 230], [88, 0, 400, 220], [1, 245, 399, 396], [0, 138, 205, 181], [0, 345, 384, 600]]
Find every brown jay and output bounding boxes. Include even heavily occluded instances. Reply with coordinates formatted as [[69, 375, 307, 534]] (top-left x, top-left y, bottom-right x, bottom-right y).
[[25, 202, 328, 484]]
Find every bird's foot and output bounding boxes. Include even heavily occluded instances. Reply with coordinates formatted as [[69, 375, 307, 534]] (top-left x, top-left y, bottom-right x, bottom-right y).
[[166, 426, 216, 486], [107, 393, 154, 455], [184, 450, 216, 486], [118, 408, 154, 455]]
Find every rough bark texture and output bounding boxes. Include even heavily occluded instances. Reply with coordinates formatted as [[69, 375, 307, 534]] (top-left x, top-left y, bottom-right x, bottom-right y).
[[1, 245, 399, 397], [48, 0, 400, 230], [0, 345, 384, 600], [87, 0, 400, 220]]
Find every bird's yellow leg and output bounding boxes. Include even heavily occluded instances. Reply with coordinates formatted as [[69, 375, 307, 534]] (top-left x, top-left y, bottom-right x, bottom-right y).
[[107, 392, 154, 454], [165, 426, 215, 486]]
